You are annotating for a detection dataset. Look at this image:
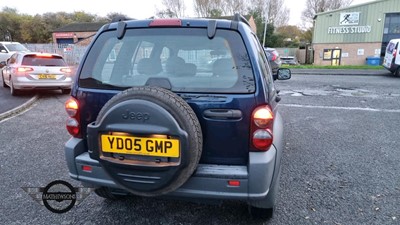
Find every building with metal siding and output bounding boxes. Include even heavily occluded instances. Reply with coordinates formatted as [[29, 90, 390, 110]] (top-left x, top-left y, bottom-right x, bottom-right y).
[[312, 0, 400, 66]]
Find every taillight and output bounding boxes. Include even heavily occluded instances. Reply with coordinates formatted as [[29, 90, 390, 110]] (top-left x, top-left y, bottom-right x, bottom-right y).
[[271, 54, 277, 61], [36, 53, 53, 57], [65, 97, 81, 137], [250, 105, 274, 151], [17, 67, 34, 73], [393, 49, 397, 58], [149, 19, 182, 27]]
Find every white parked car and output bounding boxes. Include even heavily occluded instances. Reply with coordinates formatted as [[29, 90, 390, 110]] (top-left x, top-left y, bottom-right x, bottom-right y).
[[0, 41, 30, 62]]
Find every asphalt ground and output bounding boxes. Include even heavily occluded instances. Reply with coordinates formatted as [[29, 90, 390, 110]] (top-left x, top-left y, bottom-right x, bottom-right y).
[[0, 77, 36, 117]]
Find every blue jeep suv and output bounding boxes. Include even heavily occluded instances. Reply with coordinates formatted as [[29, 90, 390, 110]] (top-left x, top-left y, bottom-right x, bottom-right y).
[[64, 14, 291, 219]]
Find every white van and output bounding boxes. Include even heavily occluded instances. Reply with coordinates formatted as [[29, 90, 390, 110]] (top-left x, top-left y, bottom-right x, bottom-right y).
[[383, 39, 400, 76]]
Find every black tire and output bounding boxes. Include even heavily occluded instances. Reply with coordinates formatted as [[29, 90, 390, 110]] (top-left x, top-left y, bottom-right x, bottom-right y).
[[395, 67, 400, 77], [10, 79, 19, 96], [248, 206, 274, 220], [94, 187, 126, 200], [91, 86, 203, 197], [1, 73, 7, 88], [61, 89, 71, 94]]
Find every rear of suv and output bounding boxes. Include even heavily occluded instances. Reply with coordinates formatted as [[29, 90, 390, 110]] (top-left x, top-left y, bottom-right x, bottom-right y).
[[64, 15, 291, 219]]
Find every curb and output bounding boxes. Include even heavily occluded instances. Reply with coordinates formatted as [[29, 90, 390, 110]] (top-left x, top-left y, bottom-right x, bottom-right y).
[[0, 95, 39, 121], [289, 69, 391, 76]]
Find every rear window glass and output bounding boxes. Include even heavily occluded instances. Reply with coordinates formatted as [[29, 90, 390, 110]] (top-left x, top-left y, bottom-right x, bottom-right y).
[[79, 28, 255, 93], [22, 55, 67, 66]]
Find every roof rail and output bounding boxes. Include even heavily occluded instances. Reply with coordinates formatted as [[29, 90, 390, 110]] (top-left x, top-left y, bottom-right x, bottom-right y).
[[111, 16, 134, 23], [233, 13, 250, 27]]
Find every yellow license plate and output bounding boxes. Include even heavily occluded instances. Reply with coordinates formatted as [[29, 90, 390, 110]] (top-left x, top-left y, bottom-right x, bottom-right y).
[[101, 134, 180, 158], [38, 74, 56, 79]]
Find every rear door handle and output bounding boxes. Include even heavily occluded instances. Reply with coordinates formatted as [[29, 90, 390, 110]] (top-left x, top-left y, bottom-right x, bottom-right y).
[[203, 109, 242, 119]]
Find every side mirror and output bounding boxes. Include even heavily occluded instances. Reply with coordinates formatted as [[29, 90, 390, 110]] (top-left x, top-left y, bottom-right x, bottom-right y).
[[277, 68, 291, 80], [0, 61, 6, 69]]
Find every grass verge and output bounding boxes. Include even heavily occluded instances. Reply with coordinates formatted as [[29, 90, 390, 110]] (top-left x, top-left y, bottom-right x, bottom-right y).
[[281, 65, 384, 70]]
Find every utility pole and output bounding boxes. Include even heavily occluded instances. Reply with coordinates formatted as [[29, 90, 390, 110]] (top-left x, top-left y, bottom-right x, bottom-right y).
[[262, 0, 270, 47]]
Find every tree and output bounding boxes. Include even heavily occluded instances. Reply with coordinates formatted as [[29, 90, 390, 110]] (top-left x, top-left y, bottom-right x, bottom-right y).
[[20, 15, 51, 43], [159, 0, 186, 17], [0, 7, 23, 42], [193, 0, 225, 17], [70, 11, 97, 23], [222, 0, 248, 16], [268, 0, 290, 28], [250, 0, 290, 28], [105, 12, 130, 21], [248, 8, 265, 42], [300, 27, 314, 44], [0, 8, 115, 43], [156, 9, 178, 18], [276, 25, 303, 47], [302, 0, 353, 24]]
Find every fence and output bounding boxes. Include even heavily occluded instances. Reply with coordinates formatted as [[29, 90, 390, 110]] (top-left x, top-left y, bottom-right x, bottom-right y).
[[22, 44, 313, 65], [23, 43, 87, 66], [275, 47, 314, 64]]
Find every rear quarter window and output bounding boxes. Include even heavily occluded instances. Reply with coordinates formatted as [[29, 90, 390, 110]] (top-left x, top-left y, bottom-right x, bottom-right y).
[[79, 28, 255, 93]]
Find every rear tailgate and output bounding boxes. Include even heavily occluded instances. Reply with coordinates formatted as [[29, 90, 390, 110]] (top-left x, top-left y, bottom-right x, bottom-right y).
[[182, 93, 256, 165]]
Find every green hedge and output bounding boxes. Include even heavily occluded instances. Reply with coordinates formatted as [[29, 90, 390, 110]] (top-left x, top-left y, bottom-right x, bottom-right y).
[[281, 65, 384, 70]]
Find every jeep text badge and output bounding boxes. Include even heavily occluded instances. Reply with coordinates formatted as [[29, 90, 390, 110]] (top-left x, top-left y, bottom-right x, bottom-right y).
[[121, 109, 150, 121]]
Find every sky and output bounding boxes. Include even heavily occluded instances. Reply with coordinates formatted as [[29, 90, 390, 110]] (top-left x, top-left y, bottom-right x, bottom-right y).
[[2, 0, 376, 26]]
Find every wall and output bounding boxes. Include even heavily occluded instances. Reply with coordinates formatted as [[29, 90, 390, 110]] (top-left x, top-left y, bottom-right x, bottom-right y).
[[25, 43, 87, 66], [313, 42, 381, 65], [52, 31, 96, 46], [313, 0, 400, 44]]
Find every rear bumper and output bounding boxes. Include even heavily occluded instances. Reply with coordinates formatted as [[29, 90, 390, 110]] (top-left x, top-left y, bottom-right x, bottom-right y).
[[383, 58, 398, 73], [65, 137, 277, 200], [12, 76, 72, 90]]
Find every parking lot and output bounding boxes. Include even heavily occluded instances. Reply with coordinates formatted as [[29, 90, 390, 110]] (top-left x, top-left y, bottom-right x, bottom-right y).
[[0, 74, 399, 225]]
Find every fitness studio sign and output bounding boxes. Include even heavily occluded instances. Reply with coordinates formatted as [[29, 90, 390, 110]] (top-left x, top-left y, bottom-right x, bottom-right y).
[[328, 12, 371, 34]]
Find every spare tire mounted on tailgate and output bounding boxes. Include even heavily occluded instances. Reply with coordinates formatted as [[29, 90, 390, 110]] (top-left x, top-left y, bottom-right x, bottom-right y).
[[87, 86, 203, 197]]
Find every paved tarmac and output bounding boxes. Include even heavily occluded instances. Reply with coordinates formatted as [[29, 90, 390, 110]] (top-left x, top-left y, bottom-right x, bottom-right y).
[[0, 75, 37, 119]]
